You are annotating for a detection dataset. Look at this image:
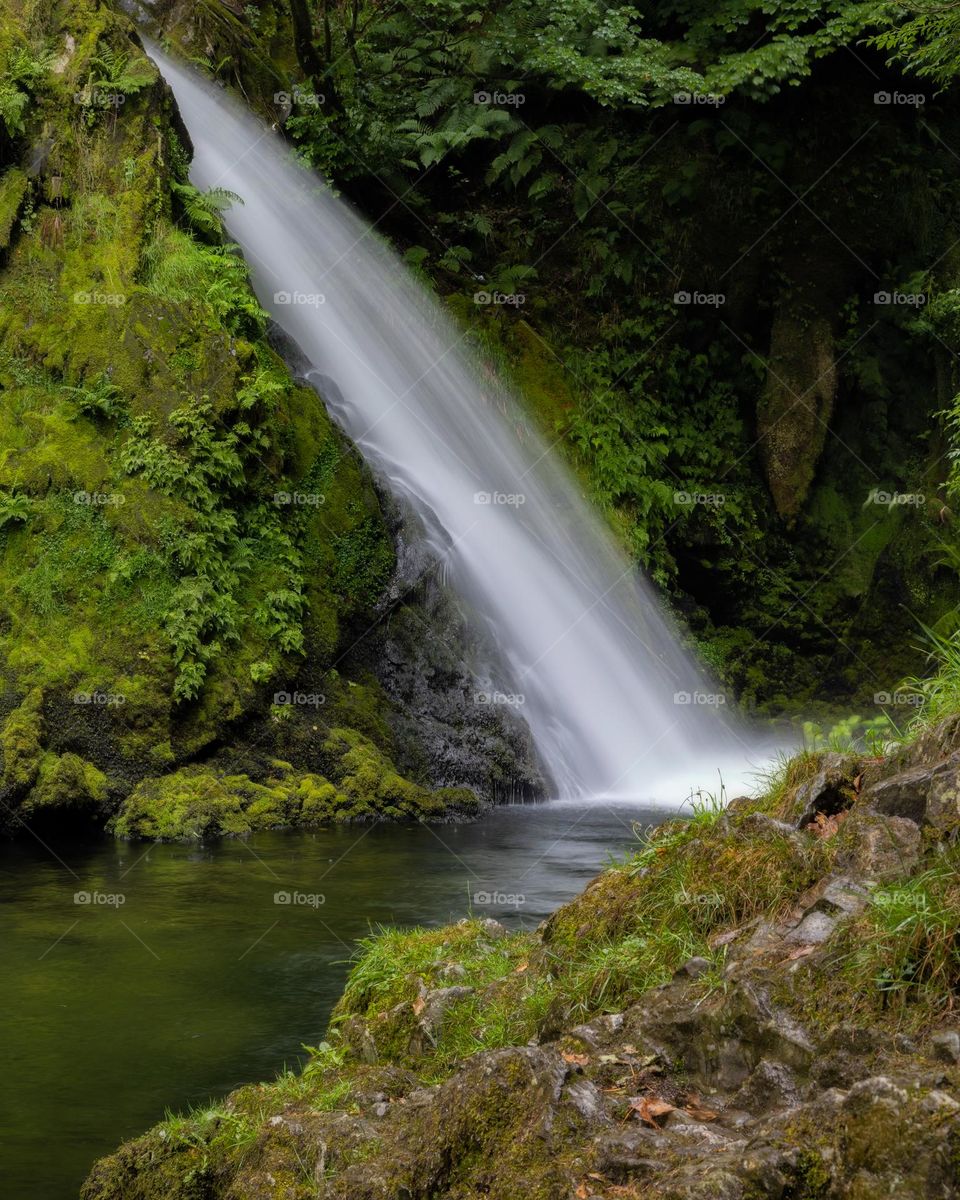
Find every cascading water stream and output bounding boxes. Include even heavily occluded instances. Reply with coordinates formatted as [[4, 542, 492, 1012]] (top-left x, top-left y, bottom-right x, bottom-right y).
[[147, 45, 760, 801]]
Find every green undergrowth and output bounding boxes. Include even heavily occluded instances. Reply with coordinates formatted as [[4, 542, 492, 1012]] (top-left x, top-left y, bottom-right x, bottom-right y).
[[807, 849, 960, 1032], [0, 0, 443, 832]]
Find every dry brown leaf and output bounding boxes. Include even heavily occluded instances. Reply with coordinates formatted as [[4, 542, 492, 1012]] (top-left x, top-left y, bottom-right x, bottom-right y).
[[411, 995, 425, 1017], [627, 1095, 676, 1126], [681, 1093, 719, 1121], [514, 961, 528, 973], [710, 927, 742, 949], [785, 944, 816, 962], [562, 1051, 590, 1066], [575, 1184, 590, 1199]]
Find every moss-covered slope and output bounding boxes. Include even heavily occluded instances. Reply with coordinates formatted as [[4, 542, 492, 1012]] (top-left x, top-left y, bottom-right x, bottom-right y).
[[0, 0, 480, 834], [82, 729, 960, 1198]]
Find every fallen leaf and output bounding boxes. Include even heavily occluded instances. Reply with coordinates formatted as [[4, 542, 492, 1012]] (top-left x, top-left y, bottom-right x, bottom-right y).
[[576, 1184, 590, 1199], [412, 995, 425, 1017], [514, 961, 528, 973], [809, 809, 848, 839], [563, 1051, 590, 1066], [710, 927, 742, 949], [627, 1095, 676, 1126], [681, 1093, 719, 1121], [784, 944, 816, 962]]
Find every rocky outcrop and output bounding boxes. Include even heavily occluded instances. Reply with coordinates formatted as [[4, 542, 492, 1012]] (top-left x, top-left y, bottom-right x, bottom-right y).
[[81, 730, 960, 1199], [758, 312, 837, 521]]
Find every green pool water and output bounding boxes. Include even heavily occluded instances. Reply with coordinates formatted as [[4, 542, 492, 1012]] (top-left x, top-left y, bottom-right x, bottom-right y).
[[0, 801, 664, 1198]]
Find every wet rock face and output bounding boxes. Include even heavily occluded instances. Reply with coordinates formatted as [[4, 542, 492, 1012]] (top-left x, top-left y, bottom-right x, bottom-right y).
[[758, 312, 837, 521], [861, 745, 960, 833], [347, 499, 548, 803]]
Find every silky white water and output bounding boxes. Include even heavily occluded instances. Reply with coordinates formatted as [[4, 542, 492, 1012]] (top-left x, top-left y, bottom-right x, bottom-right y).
[[148, 46, 761, 801]]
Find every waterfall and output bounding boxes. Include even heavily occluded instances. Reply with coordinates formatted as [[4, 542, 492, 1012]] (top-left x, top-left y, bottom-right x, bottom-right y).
[[146, 45, 758, 801]]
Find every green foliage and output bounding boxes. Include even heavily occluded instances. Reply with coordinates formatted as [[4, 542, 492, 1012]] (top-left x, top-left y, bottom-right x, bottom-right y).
[[873, 2, 960, 87], [841, 857, 960, 1016], [74, 45, 155, 125], [0, 490, 30, 529], [0, 44, 51, 137], [170, 183, 243, 238], [63, 374, 126, 421]]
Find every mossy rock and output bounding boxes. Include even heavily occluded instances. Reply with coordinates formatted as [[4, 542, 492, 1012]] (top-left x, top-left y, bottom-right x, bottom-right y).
[[0, 688, 43, 790]]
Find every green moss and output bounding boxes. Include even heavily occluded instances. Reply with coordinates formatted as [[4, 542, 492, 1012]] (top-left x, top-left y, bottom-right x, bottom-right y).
[[23, 751, 108, 814], [0, 2, 420, 828], [111, 750, 478, 840], [0, 166, 28, 249], [1, 688, 43, 790]]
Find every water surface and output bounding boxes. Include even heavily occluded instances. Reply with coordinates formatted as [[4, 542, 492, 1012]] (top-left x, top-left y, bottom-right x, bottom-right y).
[[0, 801, 663, 1199]]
